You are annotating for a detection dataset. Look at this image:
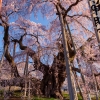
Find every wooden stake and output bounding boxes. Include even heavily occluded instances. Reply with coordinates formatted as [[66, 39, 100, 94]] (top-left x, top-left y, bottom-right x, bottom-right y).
[[24, 53, 29, 97], [77, 58, 91, 100], [89, 62, 99, 100], [56, 4, 75, 100]]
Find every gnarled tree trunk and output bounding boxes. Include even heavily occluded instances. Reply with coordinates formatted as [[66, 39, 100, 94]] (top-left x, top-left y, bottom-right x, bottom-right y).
[[4, 25, 20, 77], [41, 44, 66, 100]]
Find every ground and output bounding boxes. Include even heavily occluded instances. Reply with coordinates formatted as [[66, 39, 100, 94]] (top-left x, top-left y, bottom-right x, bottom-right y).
[[0, 87, 100, 100]]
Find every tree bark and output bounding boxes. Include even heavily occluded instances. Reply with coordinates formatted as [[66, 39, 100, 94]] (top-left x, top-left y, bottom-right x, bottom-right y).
[[41, 45, 66, 99], [4, 25, 20, 77]]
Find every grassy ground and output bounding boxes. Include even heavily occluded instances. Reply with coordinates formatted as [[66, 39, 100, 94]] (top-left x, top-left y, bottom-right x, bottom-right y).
[[0, 89, 100, 100], [32, 97, 57, 100]]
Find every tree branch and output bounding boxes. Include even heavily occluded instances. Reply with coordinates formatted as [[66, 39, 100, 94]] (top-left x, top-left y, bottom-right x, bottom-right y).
[[94, 73, 100, 77], [72, 67, 81, 73], [64, 0, 81, 17], [4, 25, 20, 77]]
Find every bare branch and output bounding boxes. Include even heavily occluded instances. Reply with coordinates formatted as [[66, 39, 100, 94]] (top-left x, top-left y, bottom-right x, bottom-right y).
[[64, 0, 82, 17]]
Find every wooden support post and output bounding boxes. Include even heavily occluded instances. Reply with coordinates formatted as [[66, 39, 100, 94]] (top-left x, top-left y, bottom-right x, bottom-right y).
[[28, 75, 31, 100], [94, 75, 100, 90], [71, 70, 78, 100], [93, 73, 99, 100], [56, 4, 75, 100], [0, 45, 7, 68], [89, 62, 99, 100], [24, 53, 29, 97], [77, 58, 91, 100], [13, 42, 16, 58], [10, 42, 16, 78], [74, 71, 84, 100]]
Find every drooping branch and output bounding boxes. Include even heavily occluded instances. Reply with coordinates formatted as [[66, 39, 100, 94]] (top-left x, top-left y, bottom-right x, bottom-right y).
[[68, 14, 91, 21], [56, 0, 81, 18], [11, 34, 47, 73], [12, 34, 27, 50], [73, 18, 95, 35]]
